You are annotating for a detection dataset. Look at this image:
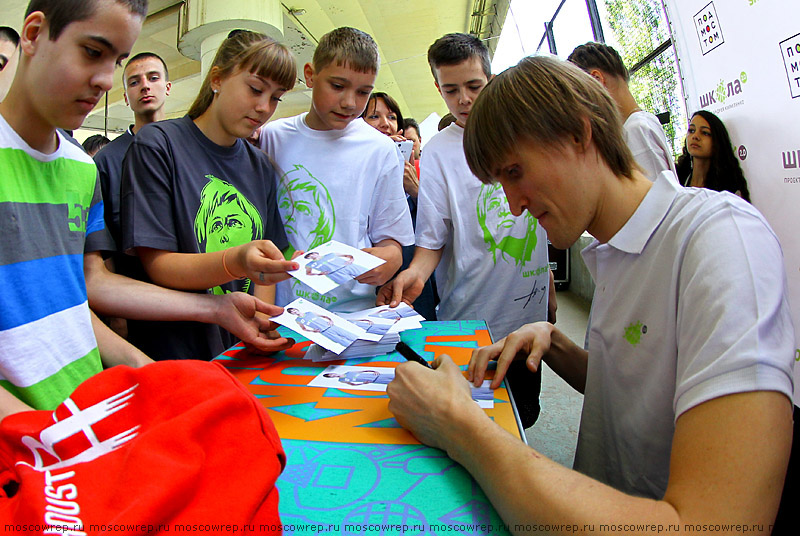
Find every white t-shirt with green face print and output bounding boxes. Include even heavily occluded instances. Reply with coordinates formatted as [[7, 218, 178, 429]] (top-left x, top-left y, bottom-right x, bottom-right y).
[[415, 123, 551, 339], [261, 114, 414, 312]]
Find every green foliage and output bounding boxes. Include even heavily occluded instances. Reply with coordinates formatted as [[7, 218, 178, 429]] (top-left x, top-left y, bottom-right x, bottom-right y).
[[604, 0, 687, 158]]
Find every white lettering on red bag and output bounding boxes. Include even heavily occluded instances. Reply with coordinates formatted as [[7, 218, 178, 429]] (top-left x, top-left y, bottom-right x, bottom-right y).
[[17, 384, 140, 472], [43, 469, 86, 536]]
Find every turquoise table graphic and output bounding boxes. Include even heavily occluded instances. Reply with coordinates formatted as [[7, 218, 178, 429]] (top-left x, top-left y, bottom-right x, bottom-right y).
[[217, 321, 521, 535]]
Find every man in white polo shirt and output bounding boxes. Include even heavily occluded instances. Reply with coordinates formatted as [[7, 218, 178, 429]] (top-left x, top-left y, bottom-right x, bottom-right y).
[[387, 55, 794, 531]]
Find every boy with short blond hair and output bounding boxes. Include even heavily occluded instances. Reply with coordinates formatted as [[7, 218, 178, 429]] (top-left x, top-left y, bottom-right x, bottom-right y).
[[378, 33, 553, 427], [311, 26, 379, 75], [260, 27, 413, 312]]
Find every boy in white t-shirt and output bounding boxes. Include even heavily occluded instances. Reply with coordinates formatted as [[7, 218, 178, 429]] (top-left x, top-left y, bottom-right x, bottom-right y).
[[377, 33, 555, 428], [568, 42, 677, 182], [260, 27, 413, 313]]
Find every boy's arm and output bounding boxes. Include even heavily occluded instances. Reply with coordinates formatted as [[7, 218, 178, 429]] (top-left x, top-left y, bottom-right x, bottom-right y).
[[376, 246, 443, 307], [388, 358, 790, 535], [91, 310, 153, 368], [403, 161, 419, 199], [0, 388, 34, 420], [84, 252, 293, 353], [362, 146, 415, 287], [357, 239, 404, 286]]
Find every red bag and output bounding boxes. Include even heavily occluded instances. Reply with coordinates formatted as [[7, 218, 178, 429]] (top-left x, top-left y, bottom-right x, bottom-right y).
[[0, 361, 285, 535]]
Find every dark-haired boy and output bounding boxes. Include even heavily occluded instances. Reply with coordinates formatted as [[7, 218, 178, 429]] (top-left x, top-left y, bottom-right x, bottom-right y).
[[0, 0, 151, 416], [0, 26, 20, 101], [95, 52, 171, 254], [378, 33, 554, 428], [82, 133, 110, 156], [568, 42, 676, 182], [260, 27, 413, 312]]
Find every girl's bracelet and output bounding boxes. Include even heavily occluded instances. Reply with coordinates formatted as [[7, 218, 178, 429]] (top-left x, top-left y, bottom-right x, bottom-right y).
[[222, 248, 245, 280]]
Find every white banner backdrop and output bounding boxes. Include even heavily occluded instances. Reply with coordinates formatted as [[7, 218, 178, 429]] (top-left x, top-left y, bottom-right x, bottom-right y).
[[663, 0, 800, 400]]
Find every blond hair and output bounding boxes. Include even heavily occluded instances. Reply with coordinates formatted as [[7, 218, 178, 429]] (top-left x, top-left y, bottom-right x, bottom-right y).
[[188, 30, 296, 119], [312, 27, 378, 74], [463, 55, 636, 184]]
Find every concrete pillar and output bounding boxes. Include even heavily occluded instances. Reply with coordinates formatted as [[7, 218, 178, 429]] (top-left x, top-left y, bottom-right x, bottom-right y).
[[178, 0, 284, 79]]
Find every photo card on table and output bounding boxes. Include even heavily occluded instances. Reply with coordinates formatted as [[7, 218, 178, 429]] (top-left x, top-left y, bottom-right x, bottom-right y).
[[358, 302, 426, 333], [308, 365, 496, 407], [308, 365, 397, 392], [338, 312, 396, 342]]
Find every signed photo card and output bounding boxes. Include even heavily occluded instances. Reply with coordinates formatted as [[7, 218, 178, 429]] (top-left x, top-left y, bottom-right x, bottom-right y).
[[338, 312, 396, 342], [359, 303, 425, 333], [308, 365, 496, 407], [271, 298, 366, 354], [288, 240, 385, 295], [308, 365, 397, 392], [470, 380, 495, 409]]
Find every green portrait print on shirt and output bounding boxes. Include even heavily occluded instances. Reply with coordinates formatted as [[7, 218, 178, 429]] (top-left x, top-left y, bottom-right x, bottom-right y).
[[194, 174, 263, 294], [477, 182, 538, 268], [277, 164, 335, 253], [277, 165, 337, 298]]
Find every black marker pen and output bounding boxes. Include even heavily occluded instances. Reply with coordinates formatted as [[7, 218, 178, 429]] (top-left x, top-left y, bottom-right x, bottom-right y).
[[395, 342, 433, 369]]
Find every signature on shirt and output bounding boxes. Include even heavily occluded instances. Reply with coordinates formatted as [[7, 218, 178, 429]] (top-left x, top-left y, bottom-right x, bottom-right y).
[[514, 279, 546, 309]]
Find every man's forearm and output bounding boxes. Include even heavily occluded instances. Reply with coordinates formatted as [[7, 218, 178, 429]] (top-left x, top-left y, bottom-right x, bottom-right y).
[[447, 412, 678, 535]]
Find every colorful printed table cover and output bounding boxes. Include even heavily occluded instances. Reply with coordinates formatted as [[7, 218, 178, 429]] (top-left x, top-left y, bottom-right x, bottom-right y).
[[216, 320, 521, 536]]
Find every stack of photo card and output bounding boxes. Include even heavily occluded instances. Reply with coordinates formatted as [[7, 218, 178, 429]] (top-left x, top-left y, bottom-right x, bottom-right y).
[[288, 240, 385, 295], [270, 298, 366, 355], [308, 365, 495, 408], [358, 303, 425, 333], [272, 298, 427, 361], [303, 303, 426, 361]]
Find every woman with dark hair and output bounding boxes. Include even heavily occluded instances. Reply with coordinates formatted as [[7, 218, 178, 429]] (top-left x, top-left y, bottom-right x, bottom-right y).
[[677, 110, 751, 202], [361, 91, 417, 198], [361, 91, 404, 137], [361, 91, 438, 321]]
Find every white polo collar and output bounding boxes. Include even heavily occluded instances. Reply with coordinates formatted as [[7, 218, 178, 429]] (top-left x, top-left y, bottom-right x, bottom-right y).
[[605, 172, 680, 255]]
